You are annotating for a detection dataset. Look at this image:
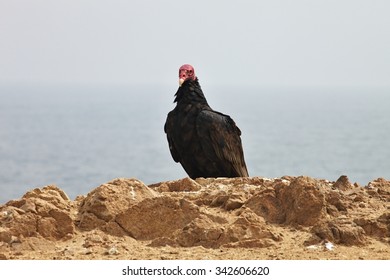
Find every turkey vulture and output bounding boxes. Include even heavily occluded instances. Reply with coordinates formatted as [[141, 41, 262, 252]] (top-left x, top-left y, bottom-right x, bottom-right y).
[[164, 64, 249, 179]]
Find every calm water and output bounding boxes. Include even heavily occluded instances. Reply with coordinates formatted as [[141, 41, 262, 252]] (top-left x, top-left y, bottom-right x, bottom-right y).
[[1, 84, 389, 203]]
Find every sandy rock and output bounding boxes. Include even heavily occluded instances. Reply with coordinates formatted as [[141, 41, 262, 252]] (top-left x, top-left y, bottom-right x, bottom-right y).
[[245, 186, 285, 223], [312, 220, 366, 245], [115, 196, 200, 240], [78, 178, 158, 231], [151, 208, 280, 249], [0, 185, 74, 241], [209, 190, 246, 211], [191, 178, 263, 209], [280, 176, 326, 226], [333, 175, 354, 191], [366, 178, 390, 201], [325, 190, 348, 215], [149, 177, 202, 192], [223, 209, 280, 245], [196, 176, 269, 187], [0, 228, 12, 243], [176, 215, 225, 248], [354, 212, 390, 238], [1, 175, 390, 259], [245, 176, 326, 226]]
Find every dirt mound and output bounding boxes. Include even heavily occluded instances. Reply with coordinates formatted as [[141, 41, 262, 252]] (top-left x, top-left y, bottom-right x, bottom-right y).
[[0, 185, 74, 242], [77, 178, 158, 235], [1, 176, 389, 259]]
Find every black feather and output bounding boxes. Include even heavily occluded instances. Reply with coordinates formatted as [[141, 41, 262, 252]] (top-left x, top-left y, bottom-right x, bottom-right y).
[[164, 78, 249, 178]]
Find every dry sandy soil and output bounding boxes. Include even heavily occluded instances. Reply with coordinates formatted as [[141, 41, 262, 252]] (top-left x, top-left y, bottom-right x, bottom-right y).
[[1, 175, 389, 260]]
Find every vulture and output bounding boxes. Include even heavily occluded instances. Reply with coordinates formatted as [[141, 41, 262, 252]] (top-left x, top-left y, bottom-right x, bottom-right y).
[[164, 64, 249, 179]]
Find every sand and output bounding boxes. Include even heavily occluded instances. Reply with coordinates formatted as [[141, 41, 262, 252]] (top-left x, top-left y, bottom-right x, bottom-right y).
[[1, 176, 389, 260]]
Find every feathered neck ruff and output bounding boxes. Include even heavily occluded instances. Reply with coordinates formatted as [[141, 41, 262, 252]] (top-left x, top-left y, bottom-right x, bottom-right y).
[[174, 78, 208, 106]]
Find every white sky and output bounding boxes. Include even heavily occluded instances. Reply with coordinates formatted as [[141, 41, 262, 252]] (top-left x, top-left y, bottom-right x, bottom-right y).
[[0, 0, 389, 88]]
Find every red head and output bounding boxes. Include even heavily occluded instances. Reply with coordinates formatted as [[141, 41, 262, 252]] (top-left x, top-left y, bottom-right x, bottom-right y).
[[178, 64, 196, 86]]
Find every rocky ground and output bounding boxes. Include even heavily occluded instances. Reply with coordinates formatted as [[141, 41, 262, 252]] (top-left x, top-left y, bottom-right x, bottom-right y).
[[0, 175, 389, 260]]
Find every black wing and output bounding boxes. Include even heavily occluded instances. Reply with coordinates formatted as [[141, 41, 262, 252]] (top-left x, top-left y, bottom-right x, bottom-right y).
[[164, 112, 181, 163], [196, 110, 249, 177]]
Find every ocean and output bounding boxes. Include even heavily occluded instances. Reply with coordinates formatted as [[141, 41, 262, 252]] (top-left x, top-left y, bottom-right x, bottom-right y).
[[1, 84, 389, 204]]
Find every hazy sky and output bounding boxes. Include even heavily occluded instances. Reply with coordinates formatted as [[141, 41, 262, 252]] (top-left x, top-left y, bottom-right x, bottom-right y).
[[1, 0, 389, 88]]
